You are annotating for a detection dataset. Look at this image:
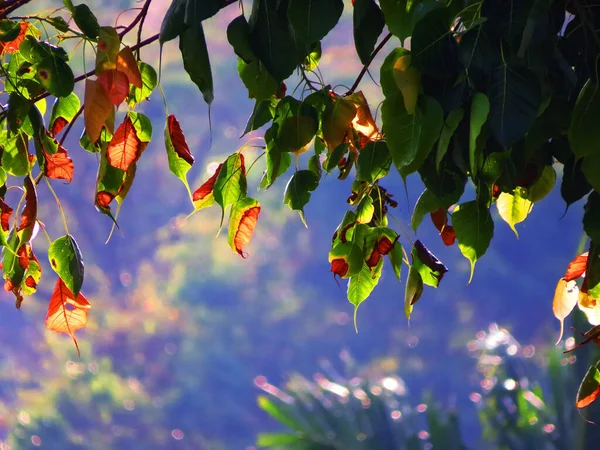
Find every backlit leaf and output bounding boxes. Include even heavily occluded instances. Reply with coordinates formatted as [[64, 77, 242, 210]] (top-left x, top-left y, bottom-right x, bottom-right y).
[[95, 27, 120, 74], [48, 234, 84, 297], [45, 277, 91, 357], [526, 165, 556, 202], [453, 201, 494, 283], [348, 260, 383, 332], [496, 187, 533, 238], [228, 197, 261, 258], [552, 278, 578, 344], [565, 253, 588, 282], [165, 115, 194, 191], [283, 170, 319, 227], [192, 163, 222, 211], [43, 146, 74, 183], [356, 195, 374, 224], [356, 141, 392, 183], [469, 93, 489, 178], [116, 46, 142, 88], [97, 69, 130, 106], [393, 55, 421, 114], [1, 131, 30, 176], [0, 20, 22, 42], [287, 0, 344, 44], [106, 116, 143, 171], [238, 58, 279, 102], [405, 265, 424, 320], [353, 0, 385, 65], [322, 97, 356, 152], [84, 79, 112, 143], [576, 365, 600, 409], [412, 240, 448, 288], [128, 62, 157, 106], [50, 92, 80, 136], [214, 153, 247, 214]]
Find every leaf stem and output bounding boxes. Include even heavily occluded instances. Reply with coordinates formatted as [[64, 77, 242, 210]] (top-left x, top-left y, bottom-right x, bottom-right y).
[[344, 32, 393, 97], [45, 177, 70, 235], [59, 104, 84, 146]]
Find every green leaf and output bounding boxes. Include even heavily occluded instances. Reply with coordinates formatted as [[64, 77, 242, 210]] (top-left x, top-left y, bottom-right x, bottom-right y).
[[436, 108, 464, 171], [304, 42, 321, 71], [128, 62, 157, 106], [405, 264, 423, 320], [213, 153, 247, 213], [48, 234, 84, 298], [308, 154, 322, 180], [582, 155, 600, 193], [356, 195, 374, 224], [127, 112, 152, 142], [353, 0, 385, 65], [348, 260, 383, 331], [257, 396, 303, 432], [1, 131, 30, 177], [324, 143, 348, 173], [49, 92, 80, 135], [356, 141, 392, 183], [238, 58, 279, 102], [380, 0, 440, 42], [382, 94, 443, 178], [322, 97, 357, 152], [283, 170, 319, 227], [526, 165, 555, 203], [584, 192, 600, 243], [257, 433, 301, 447], [380, 47, 410, 98], [8, 93, 30, 133], [0, 20, 21, 42], [570, 80, 600, 161], [411, 189, 441, 231], [287, 0, 344, 44], [227, 15, 255, 62], [95, 27, 120, 74], [260, 127, 292, 189], [412, 240, 447, 288], [244, 99, 276, 135], [164, 116, 193, 193], [411, 7, 461, 77], [71, 3, 100, 39], [576, 365, 600, 409], [393, 54, 421, 114], [160, 0, 227, 44], [453, 201, 494, 283], [329, 241, 365, 279], [470, 93, 490, 178], [496, 187, 532, 238], [278, 115, 318, 153], [249, 0, 302, 81], [488, 64, 541, 148], [180, 22, 213, 104], [388, 238, 403, 282]]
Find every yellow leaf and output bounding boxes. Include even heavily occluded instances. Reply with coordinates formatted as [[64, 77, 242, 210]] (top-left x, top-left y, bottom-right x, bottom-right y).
[[393, 55, 421, 114], [496, 188, 533, 238], [579, 290, 600, 326], [116, 46, 143, 88], [552, 278, 578, 344]]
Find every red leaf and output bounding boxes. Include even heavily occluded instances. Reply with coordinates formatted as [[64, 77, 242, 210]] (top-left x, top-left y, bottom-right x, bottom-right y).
[[116, 46, 142, 88], [192, 163, 223, 201], [366, 248, 381, 268], [565, 252, 589, 282], [17, 245, 29, 270], [96, 191, 115, 209], [51, 117, 68, 136], [430, 208, 447, 231], [18, 177, 37, 233], [2, 22, 29, 54], [168, 115, 194, 165], [107, 116, 142, 171], [577, 386, 600, 409], [441, 225, 456, 246], [0, 198, 13, 232], [25, 276, 37, 289], [44, 147, 74, 183], [376, 236, 396, 255], [84, 79, 113, 143], [45, 278, 91, 358], [331, 258, 349, 278], [229, 199, 261, 258], [97, 69, 130, 106]]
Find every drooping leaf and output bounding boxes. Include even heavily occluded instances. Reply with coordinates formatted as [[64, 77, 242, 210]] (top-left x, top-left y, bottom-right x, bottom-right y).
[[159, 0, 226, 44], [165, 115, 194, 191], [353, 0, 385, 65], [348, 260, 383, 331], [552, 278, 579, 344], [227, 14, 255, 62], [213, 153, 247, 214], [496, 187, 533, 238], [469, 93, 490, 178], [97, 69, 130, 106], [84, 79, 112, 143], [329, 241, 365, 280], [48, 234, 84, 298], [192, 163, 222, 211], [322, 97, 356, 152], [42, 146, 74, 183], [228, 197, 261, 258], [180, 21, 213, 104], [388, 237, 403, 282], [356, 141, 392, 183], [277, 115, 318, 154], [260, 127, 292, 189], [128, 62, 158, 106], [18, 176, 37, 243], [356, 195, 375, 224], [569, 80, 600, 161], [527, 165, 556, 202], [95, 26, 120, 74], [453, 201, 494, 283], [405, 264, 424, 320], [7, 92, 30, 133], [412, 240, 448, 288], [565, 253, 588, 282], [69, 2, 100, 39], [393, 54, 421, 114], [576, 365, 600, 409], [238, 58, 280, 102], [106, 116, 143, 171], [287, 0, 344, 44], [45, 277, 91, 357], [346, 91, 382, 145], [488, 64, 541, 148], [561, 157, 592, 208], [116, 46, 142, 88], [50, 92, 80, 136], [436, 108, 464, 171], [1, 131, 30, 177], [283, 170, 319, 227]]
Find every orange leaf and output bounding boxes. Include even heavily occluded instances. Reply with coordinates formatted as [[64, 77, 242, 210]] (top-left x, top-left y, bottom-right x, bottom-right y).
[[44, 147, 74, 182], [347, 91, 382, 146], [228, 197, 260, 258], [18, 176, 37, 233], [51, 116, 68, 136], [565, 252, 588, 282], [168, 115, 194, 165], [96, 191, 115, 209], [193, 163, 223, 201], [45, 277, 91, 357], [107, 116, 142, 171], [84, 79, 113, 142], [116, 46, 142, 88], [97, 69, 130, 106], [0, 198, 13, 232], [2, 22, 29, 54]]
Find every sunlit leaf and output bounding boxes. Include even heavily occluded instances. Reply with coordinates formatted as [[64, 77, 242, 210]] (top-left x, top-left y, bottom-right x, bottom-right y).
[[95, 26, 120, 74], [322, 97, 356, 152], [356, 195, 374, 224], [50, 92, 80, 136], [228, 197, 261, 258], [84, 79, 112, 143], [48, 234, 84, 297], [192, 164, 222, 211], [165, 115, 194, 191], [565, 252, 588, 282], [116, 46, 142, 88], [552, 278, 578, 345], [283, 170, 319, 227], [97, 69, 130, 106], [405, 264, 424, 320], [128, 62, 157, 106], [412, 240, 448, 288], [214, 154, 247, 218], [576, 365, 600, 409], [393, 55, 420, 114], [526, 165, 556, 202], [45, 277, 91, 357], [453, 201, 494, 283], [43, 145, 74, 183], [496, 187, 533, 238], [348, 260, 383, 332], [106, 116, 143, 171], [1, 131, 30, 176], [0, 20, 22, 42]]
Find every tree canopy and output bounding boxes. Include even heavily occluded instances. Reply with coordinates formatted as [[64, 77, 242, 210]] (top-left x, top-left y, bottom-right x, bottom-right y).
[[0, 0, 600, 410]]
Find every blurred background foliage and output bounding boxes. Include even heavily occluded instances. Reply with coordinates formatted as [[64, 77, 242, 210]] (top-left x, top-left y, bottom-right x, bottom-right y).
[[0, 1, 596, 449]]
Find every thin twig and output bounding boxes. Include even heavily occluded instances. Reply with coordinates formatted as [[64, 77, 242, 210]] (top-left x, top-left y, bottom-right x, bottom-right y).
[[118, 0, 151, 38], [135, 0, 152, 60], [0, 0, 33, 20], [344, 32, 393, 97], [59, 104, 84, 146]]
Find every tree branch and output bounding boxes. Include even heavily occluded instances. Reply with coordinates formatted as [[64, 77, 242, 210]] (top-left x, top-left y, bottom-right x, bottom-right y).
[[344, 32, 393, 97], [0, 0, 32, 20], [119, 0, 152, 39]]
